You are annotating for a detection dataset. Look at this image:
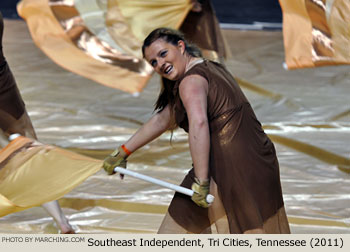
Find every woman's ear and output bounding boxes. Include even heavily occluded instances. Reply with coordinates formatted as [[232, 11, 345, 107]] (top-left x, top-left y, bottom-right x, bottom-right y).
[[177, 40, 186, 54]]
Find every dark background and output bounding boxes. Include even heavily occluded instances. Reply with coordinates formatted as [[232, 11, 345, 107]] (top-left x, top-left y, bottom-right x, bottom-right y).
[[0, 0, 282, 24]]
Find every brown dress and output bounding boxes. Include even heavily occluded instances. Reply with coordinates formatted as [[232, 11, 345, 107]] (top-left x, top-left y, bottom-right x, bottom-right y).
[[0, 11, 36, 139], [166, 60, 290, 233]]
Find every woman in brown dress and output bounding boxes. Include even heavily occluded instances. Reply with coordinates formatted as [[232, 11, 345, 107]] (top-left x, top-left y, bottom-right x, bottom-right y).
[[0, 11, 74, 234], [103, 27, 290, 234]]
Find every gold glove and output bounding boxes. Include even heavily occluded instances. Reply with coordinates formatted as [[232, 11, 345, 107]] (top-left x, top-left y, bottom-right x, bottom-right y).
[[103, 145, 129, 176], [191, 177, 210, 208]]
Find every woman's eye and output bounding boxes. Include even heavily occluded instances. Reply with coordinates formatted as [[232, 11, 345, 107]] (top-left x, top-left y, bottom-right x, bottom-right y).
[[150, 60, 157, 67], [160, 51, 167, 57]]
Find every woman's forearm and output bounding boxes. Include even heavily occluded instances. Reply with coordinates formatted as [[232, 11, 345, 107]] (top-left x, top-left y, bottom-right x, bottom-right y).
[[123, 106, 171, 153], [188, 119, 210, 181]]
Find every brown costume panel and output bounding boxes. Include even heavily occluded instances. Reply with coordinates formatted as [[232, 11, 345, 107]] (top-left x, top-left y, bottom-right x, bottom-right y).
[[0, 11, 35, 139], [168, 60, 290, 233], [180, 0, 229, 61]]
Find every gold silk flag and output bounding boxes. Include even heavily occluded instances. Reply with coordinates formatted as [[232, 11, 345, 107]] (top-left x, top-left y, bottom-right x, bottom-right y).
[[17, 0, 192, 94], [0, 136, 101, 217], [279, 0, 350, 69]]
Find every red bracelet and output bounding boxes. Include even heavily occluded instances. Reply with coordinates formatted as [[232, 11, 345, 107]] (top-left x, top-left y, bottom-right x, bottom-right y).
[[121, 144, 132, 156]]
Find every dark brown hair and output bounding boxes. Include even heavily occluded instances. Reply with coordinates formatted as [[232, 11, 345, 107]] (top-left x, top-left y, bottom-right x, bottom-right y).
[[142, 28, 202, 113]]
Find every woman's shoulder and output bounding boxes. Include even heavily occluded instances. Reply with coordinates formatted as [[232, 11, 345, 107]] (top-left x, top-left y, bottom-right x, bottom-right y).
[[185, 59, 226, 81], [188, 58, 224, 72], [174, 59, 222, 91], [182, 59, 210, 80]]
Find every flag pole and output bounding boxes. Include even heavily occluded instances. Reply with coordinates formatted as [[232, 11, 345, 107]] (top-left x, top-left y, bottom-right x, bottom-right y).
[[114, 166, 214, 204]]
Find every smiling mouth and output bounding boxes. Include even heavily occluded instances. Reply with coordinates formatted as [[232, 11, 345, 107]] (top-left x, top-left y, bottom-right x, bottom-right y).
[[164, 65, 173, 74]]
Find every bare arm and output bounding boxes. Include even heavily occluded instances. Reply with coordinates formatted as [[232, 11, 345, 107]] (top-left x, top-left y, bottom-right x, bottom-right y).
[[103, 105, 172, 176], [179, 74, 210, 181], [123, 105, 172, 152]]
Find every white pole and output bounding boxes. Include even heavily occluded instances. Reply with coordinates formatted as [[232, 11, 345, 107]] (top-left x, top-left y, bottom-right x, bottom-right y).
[[114, 166, 214, 204], [8, 133, 21, 141]]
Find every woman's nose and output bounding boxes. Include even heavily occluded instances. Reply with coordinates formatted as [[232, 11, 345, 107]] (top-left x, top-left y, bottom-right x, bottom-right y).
[[158, 58, 165, 71]]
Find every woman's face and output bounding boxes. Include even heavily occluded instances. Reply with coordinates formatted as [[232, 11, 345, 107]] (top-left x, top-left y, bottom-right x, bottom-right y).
[[144, 38, 186, 81]]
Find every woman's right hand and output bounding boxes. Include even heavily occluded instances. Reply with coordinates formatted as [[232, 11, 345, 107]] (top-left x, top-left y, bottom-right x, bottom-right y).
[[102, 146, 128, 176]]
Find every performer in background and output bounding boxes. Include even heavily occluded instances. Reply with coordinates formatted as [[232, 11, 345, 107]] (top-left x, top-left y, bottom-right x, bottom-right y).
[[0, 11, 74, 234], [181, 0, 229, 63], [103, 28, 290, 234]]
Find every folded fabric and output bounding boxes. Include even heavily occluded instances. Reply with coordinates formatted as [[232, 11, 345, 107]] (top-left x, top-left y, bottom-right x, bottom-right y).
[[0, 136, 101, 217], [279, 0, 350, 69]]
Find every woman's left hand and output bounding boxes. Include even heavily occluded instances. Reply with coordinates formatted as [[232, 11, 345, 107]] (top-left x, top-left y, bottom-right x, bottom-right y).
[[102, 146, 128, 176]]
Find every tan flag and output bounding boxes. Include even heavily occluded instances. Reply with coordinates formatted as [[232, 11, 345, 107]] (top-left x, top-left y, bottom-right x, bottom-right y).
[[279, 0, 350, 69], [17, 0, 193, 94], [0, 136, 101, 217]]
